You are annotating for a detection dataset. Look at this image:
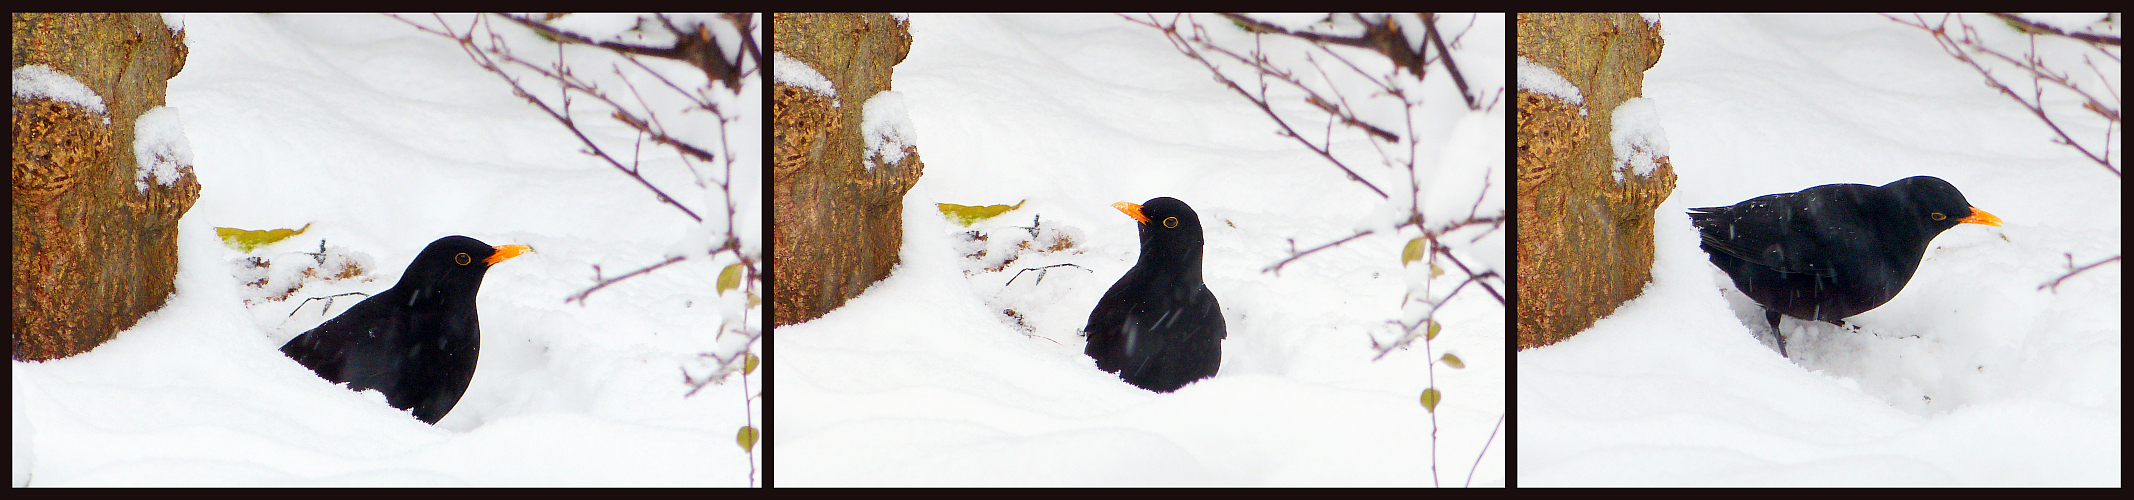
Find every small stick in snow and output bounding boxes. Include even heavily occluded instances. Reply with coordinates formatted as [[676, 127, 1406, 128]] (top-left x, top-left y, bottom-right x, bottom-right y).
[[1005, 263, 1089, 287]]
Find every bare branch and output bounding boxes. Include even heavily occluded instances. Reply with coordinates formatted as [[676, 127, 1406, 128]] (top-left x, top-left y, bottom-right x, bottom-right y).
[[2039, 255, 2120, 291], [1124, 14, 1391, 198], [1466, 413, 1504, 487], [1422, 13, 1478, 109], [1989, 13, 2121, 46], [565, 255, 688, 305], [498, 13, 752, 91], [388, 14, 710, 222], [1887, 14, 2121, 175], [1217, 13, 1377, 49], [1262, 229, 1378, 275]]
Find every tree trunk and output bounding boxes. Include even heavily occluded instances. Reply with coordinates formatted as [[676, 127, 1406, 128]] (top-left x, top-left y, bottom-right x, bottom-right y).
[[13, 13, 199, 360], [1515, 13, 1675, 349], [772, 13, 925, 326]]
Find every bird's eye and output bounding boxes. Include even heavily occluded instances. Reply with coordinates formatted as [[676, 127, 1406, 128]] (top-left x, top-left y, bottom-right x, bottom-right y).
[[1164, 217, 1178, 229], [456, 253, 472, 265], [1930, 212, 1946, 221]]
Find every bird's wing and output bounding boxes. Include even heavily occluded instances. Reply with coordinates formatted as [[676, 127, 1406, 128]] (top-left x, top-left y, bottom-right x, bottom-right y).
[[280, 328, 349, 379], [1082, 273, 1140, 373], [1198, 286, 1226, 340], [281, 296, 407, 389], [1691, 200, 1848, 277]]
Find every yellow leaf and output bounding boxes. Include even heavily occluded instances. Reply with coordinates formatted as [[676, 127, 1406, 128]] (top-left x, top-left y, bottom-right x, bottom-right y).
[[743, 353, 759, 376], [718, 263, 744, 294], [215, 223, 312, 253], [1401, 237, 1426, 265], [1440, 352, 1464, 369], [737, 425, 759, 452], [1420, 387, 1441, 413], [937, 199, 1027, 226], [1425, 320, 1441, 341]]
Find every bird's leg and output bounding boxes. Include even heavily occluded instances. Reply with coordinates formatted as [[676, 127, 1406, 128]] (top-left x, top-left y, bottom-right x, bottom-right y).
[[1766, 309, 1788, 358]]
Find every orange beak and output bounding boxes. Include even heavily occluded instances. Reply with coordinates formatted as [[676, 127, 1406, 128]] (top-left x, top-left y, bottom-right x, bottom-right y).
[[487, 244, 533, 265], [1113, 201, 1148, 224], [1960, 207, 2003, 227]]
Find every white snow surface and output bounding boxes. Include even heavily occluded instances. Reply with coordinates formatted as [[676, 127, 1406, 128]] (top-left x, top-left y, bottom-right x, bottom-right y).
[[778, 14, 1506, 486], [12, 14, 759, 486], [1520, 14, 2120, 486], [773, 51, 836, 99], [861, 90, 916, 169], [132, 106, 193, 191], [1608, 97, 1668, 182], [13, 64, 111, 123], [1515, 56, 1584, 108]]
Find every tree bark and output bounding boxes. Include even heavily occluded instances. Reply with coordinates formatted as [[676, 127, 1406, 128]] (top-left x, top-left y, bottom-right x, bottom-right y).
[[1515, 13, 1675, 349], [13, 13, 199, 360], [772, 13, 924, 326]]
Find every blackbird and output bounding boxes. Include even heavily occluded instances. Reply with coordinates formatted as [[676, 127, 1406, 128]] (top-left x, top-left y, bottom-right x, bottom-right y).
[[281, 235, 531, 424], [1083, 197, 1225, 392], [1689, 176, 2001, 357]]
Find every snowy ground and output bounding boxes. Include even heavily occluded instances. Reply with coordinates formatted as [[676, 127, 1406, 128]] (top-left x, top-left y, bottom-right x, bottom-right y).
[[13, 14, 759, 486], [1517, 14, 2120, 486], [775, 14, 1506, 486]]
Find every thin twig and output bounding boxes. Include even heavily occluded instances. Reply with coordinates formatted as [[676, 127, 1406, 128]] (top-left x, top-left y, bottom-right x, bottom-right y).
[[1465, 413, 1504, 487], [566, 255, 689, 305], [1887, 14, 2121, 175], [1422, 13, 1477, 110], [287, 291, 371, 319], [1005, 263, 1090, 287], [391, 13, 709, 222], [2040, 255, 2120, 291], [1125, 14, 1391, 198], [1988, 12, 2121, 46]]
